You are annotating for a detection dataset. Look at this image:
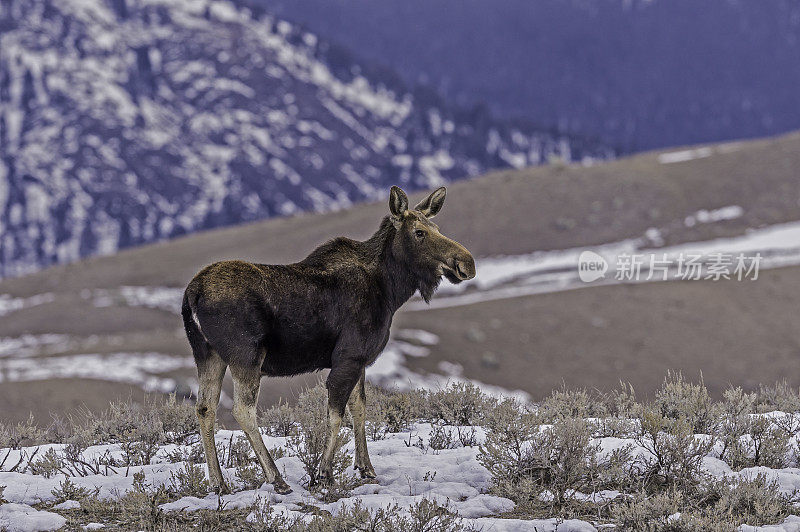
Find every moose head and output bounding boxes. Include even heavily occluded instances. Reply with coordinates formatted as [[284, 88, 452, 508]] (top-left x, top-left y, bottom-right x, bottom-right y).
[[388, 186, 476, 301]]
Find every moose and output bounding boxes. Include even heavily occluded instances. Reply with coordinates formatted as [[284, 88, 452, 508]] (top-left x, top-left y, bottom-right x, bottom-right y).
[[181, 186, 476, 494]]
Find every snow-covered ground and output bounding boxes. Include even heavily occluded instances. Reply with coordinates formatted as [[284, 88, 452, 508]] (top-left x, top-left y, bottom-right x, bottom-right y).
[[3, 422, 800, 531]]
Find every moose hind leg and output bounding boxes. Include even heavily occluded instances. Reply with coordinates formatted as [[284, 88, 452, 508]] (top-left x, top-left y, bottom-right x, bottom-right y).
[[347, 370, 376, 478], [230, 366, 292, 494], [196, 352, 228, 494]]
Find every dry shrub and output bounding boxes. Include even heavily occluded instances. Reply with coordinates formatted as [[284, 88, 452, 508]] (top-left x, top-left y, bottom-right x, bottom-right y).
[[711, 473, 795, 526], [605, 382, 639, 417], [366, 384, 417, 435], [632, 407, 714, 493], [153, 393, 198, 442], [68, 394, 196, 449], [716, 387, 790, 470], [726, 416, 789, 471], [260, 400, 295, 437], [427, 382, 492, 426], [65, 471, 171, 530], [540, 386, 607, 422], [225, 435, 284, 491], [756, 381, 800, 413], [477, 398, 540, 489], [425, 423, 458, 453], [0, 414, 45, 449], [51, 477, 99, 503], [612, 490, 684, 531], [235, 460, 265, 491], [613, 474, 796, 531], [250, 498, 473, 532], [164, 442, 205, 464], [654, 372, 719, 434], [29, 447, 63, 478], [167, 462, 210, 498], [479, 398, 630, 513]]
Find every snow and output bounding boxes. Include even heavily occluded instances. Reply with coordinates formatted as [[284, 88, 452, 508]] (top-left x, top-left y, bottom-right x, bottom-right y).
[[0, 335, 72, 358], [471, 517, 596, 531], [0, 294, 55, 318], [87, 286, 184, 314], [658, 146, 713, 164], [0, 503, 66, 532], [52, 500, 80, 510], [393, 329, 440, 345], [5, 216, 800, 398], [741, 516, 800, 532], [0, 352, 195, 393], [684, 205, 744, 227]]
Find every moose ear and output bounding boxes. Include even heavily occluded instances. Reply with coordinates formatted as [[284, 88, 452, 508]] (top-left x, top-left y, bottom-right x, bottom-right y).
[[389, 186, 409, 218], [414, 187, 446, 218]]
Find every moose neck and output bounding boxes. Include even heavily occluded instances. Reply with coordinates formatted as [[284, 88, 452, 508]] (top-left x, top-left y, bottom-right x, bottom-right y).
[[366, 217, 426, 312]]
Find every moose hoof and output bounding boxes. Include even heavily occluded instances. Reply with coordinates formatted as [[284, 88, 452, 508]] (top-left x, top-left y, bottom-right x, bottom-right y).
[[272, 479, 292, 495]]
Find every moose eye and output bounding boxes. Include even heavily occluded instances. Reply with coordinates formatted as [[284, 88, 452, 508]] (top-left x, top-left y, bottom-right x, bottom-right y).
[[414, 229, 426, 239]]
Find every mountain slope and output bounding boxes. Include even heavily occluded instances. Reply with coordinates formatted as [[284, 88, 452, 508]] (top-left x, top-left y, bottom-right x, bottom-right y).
[[0, 0, 611, 278], [261, 0, 800, 151]]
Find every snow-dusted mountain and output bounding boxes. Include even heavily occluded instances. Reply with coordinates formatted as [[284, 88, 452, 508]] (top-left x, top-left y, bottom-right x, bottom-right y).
[[0, 0, 612, 278]]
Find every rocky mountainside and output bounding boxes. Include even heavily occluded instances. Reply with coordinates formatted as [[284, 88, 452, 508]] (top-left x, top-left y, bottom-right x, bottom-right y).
[[0, 0, 611, 278]]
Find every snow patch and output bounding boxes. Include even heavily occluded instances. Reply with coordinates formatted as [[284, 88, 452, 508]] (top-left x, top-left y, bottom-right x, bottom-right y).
[[0, 294, 55, 317], [0, 352, 194, 393], [684, 205, 744, 227], [658, 146, 713, 164], [0, 503, 66, 532]]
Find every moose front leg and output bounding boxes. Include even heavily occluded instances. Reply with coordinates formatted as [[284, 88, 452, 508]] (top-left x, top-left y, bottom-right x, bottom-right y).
[[320, 360, 363, 483], [347, 369, 376, 478]]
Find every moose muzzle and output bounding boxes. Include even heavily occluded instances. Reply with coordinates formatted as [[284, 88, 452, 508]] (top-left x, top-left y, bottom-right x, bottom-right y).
[[440, 242, 476, 284], [451, 254, 476, 281]]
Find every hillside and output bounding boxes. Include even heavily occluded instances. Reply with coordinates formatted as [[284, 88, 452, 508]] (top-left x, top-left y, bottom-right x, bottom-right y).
[[261, 0, 800, 151], [0, 0, 609, 278], [1, 131, 800, 424]]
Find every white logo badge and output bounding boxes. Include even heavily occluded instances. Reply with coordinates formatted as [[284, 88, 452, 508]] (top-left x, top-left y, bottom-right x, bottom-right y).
[[578, 250, 608, 283]]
